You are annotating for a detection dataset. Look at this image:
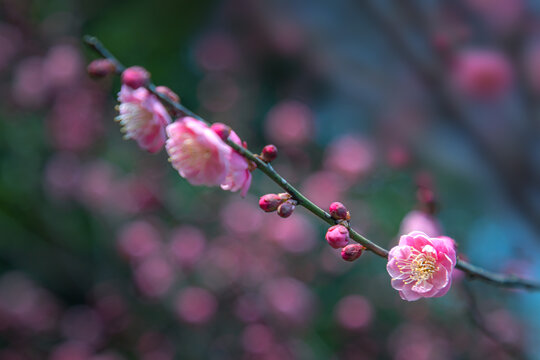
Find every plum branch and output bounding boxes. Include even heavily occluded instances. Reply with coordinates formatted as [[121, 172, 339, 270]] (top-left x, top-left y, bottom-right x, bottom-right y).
[[83, 35, 540, 291]]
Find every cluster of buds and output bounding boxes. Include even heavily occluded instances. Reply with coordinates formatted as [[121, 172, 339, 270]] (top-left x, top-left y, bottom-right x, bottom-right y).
[[259, 193, 297, 218], [324, 202, 364, 262]]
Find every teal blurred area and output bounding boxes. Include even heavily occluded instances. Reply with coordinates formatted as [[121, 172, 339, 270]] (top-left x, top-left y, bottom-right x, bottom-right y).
[[1, 0, 539, 358]]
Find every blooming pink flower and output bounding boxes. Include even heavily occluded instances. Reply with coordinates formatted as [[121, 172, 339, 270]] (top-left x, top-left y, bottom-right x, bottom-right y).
[[387, 231, 456, 301], [166, 117, 230, 186], [117, 85, 171, 153], [452, 49, 513, 99], [220, 130, 252, 196]]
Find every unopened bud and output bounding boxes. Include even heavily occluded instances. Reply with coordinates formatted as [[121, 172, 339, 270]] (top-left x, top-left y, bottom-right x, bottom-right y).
[[87, 59, 116, 78], [155, 85, 180, 103], [329, 202, 350, 221], [277, 200, 295, 218], [325, 225, 349, 249], [121, 66, 150, 89], [341, 244, 364, 261], [210, 123, 231, 141], [259, 193, 283, 212], [261, 144, 278, 162]]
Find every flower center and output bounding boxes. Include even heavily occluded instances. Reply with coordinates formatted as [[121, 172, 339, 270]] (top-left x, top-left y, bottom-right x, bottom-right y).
[[117, 103, 154, 139], [397, 247, 438, 286]]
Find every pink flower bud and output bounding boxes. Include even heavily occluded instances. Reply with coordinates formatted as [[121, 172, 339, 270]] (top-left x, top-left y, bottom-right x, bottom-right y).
[[341, 244, 364, 261], [259, 193, 282, 212], [155, 85, 180, 103], [277, 200, 295, 218], [121, 66, 150, 89], [261, 144, 278, 162], [210, 122, 231, 141], [329, 202, 350, 220], [325, 225, 349, 249], [87, 59, 116, 78]]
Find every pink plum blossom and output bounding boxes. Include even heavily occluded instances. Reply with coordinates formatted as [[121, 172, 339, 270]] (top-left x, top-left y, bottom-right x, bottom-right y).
[[387, 231, 456, 301], [117, 85, 171, 153], [166, 117, 230, 186], [220, 130, 252, 196], [452, 49, 513, 99]]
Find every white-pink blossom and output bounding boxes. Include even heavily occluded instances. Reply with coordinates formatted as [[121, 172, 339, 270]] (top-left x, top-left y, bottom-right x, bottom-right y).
[[166, 117, 230, 186], [117, 85, 171, 153], [387, 231, 456, 301]]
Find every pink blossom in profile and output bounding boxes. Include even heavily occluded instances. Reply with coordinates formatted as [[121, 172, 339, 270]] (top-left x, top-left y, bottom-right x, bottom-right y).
[[60, 306, 104, 346], [168, 226, 206, 268], [265, 100, 313, 146], [134, 256, 174, 298], [116, 221, 161, 261], [12, 57, 47, 108], [399, 210, 442, 238], [263, 214, 316, 253], [43, 44, 82, 88], [262, 277, 315, 326], [334, 295, 373, 330], [387, 231, 457, 301], [166, 117, 230, 186], [324, 135, 375, 182], [452, 49, 513, 99], [117, 85, 171, 153], [241, 324, 275, 354], [174, 287, 217, 325], [220, 130, 252, 196]]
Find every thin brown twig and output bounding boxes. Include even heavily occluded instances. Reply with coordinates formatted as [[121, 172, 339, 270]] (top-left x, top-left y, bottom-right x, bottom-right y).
[[83, 35, 540, 291]]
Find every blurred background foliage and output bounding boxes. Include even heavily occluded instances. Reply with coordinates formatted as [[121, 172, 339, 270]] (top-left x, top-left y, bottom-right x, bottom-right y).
[[1, 0, 540, 359]]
